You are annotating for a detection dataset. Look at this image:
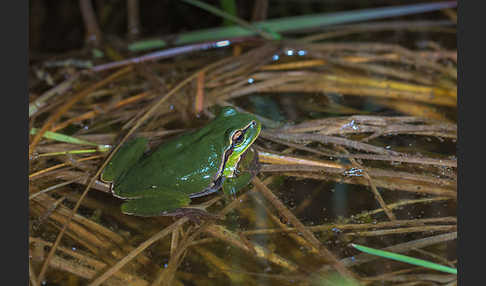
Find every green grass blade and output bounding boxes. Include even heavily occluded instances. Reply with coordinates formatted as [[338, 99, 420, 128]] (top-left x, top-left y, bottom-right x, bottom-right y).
[[128, 1, 455, 51], [128, 39, 168, 51], [220, 0, 237, 27], [175, 1, 456, 45], [351, 243, 457, 275], [37, 149, 102, 157], [30, 128, 111, 152], [182, 0, 281, 40]]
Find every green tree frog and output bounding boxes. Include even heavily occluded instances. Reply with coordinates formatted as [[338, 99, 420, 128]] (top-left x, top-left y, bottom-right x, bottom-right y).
[[101, 107, 261, 217]]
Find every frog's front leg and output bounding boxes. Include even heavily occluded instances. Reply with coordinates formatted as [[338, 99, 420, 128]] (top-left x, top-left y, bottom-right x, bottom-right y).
[[222, 172, 254, 196], [101, 137, 148, 183], [222, 148, 260, 196]]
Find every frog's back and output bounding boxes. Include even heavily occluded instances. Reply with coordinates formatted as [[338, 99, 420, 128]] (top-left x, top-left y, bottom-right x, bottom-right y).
[[113, 130, 225, 198]]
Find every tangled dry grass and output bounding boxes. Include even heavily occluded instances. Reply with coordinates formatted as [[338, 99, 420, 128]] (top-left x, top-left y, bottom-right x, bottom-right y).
[[29, 21, 456, 286]]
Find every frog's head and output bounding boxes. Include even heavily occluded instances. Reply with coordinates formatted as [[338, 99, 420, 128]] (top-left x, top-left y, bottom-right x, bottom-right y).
[[217, 107, 261, 178]]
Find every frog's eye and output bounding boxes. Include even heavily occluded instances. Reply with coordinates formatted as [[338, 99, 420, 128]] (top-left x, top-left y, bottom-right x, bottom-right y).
[[232, 130, 245, 145]]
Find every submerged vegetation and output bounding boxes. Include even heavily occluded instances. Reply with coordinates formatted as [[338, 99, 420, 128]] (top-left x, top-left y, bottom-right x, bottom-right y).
[[29, 1, 456, 285]]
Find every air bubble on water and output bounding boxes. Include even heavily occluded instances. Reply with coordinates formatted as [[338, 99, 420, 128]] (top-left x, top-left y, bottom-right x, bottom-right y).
[[343, 168, 363, 177], [298, 50, 307, 56], [272, 54, 279, 61], [215, 40, 230, 47], [248, 78, 254, 84], [340, 120, 358, 130], [331, 227, 341, 233], [98, 144, 112, 152]]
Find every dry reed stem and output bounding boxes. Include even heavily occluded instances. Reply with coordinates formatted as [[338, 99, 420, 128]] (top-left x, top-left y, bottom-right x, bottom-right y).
[[194, 71, 205, 114], [242, 217, 456, 236], [260, 164, 455, 188], [285, 115, 455, 134], [260, 138, 456, 168], [281, 172, 456, 198], [364, 273, 455, 284], [260, 59, 328, 70], [261, 81, 456, 106], [331, 61, 437, 86], [29, 155, 103, 180], [303, 42, 456, 79], [258, 151, 343, 169], [262, 131, 402, 155], [442, 9, 457, 24], [238, 231, 259, 255], [347, 225, 456, 237], [29, 260, 39, 286], [29, 73, 80, 118], [346, 152, 396, 221], [170, 225, 181, 258], [359, 267, 424, 285], [29, 179, 79, 200]]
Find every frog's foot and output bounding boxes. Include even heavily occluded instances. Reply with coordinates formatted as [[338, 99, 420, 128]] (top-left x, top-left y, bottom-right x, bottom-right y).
[[167, 208, 223, 224], [120, 193, 191, 217]]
